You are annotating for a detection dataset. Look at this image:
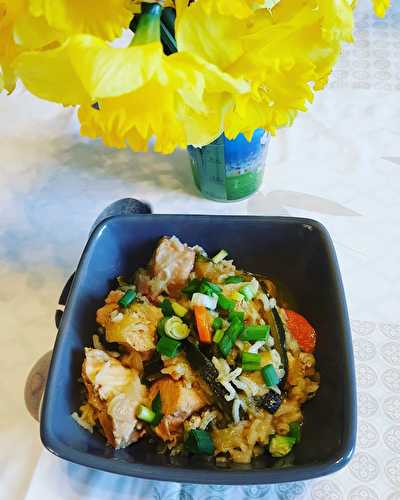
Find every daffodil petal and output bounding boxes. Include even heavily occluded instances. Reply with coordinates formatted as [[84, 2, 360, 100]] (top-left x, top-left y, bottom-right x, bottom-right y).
[[69, 36, 163, 98], [29, 0, 133, 40], [13, 12, 62, 48], [176, 0, 245, 70], [15, 40, 90, 104]]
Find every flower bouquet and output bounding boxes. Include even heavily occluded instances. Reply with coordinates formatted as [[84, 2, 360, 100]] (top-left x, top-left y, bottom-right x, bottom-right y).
[[0, 0, 389, 200]]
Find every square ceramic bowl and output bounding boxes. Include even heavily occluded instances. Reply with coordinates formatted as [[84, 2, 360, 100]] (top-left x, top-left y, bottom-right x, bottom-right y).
[[41, 215, 356, 484]]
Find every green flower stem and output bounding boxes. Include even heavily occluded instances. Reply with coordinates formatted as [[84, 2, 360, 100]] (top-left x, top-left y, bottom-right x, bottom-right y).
[[131, 3, 162, 46]]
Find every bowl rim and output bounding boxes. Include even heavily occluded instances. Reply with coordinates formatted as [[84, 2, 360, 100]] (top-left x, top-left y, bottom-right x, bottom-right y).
[[40, 214, 357, 485]]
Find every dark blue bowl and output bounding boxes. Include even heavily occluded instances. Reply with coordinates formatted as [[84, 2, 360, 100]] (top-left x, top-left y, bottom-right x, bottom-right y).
[[41, 215, 356, 484]]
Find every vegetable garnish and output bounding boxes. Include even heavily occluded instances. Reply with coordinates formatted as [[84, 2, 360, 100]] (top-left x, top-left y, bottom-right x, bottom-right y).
[[191, 292, 218, 310], [262, 364, 280, 386], [171, 302, 188, 317], [224, 275, 244, 284], [240, 325, 270, 342], [151, 392, 163, 426], [284, 310, 317, 353], [289, 422, 301, 443], [137, 404, 156, 423], [164, 316, 190, 340], [185, 429, 214, 455], [212, 317, 223, 330], [231, 290, 245, 302], [161, 299, 175, 317], [218, 317, 244, 357], [157, 317, 168, 336], [241, 352, 261, 371], [194, 305, 213, 343], [239, 284, 255, 301], [156, 335, 182, 357], [217, 294, 235, 311], [269, 435, 296, 457], [118, 289, 137, 308], [199, 279, 222, 296], [212, 249, 228, 264], [182, 278, 202, 297], [228, 310, 245, 322], [213, 328, 224, 344]]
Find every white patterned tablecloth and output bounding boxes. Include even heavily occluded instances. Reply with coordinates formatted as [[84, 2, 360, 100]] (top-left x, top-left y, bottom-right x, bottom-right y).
[[1, 1, 400, 499]]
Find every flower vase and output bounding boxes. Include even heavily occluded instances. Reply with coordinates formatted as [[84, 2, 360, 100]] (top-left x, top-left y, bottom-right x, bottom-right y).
[[187, 129, 270, 202]]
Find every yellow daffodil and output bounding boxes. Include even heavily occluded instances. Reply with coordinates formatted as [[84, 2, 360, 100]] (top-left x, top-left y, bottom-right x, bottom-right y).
[[15, 4, 249, 153], [371, 0, 390, 17], [176, 0, 354, 137]]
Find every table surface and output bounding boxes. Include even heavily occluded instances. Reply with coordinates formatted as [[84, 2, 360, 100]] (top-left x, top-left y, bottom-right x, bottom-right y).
[[1, 1, 400, 499]]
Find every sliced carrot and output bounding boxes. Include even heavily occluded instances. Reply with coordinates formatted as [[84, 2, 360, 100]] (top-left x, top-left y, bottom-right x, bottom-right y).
[[193, 305, 212, 343], [285, 310, 316, 353]]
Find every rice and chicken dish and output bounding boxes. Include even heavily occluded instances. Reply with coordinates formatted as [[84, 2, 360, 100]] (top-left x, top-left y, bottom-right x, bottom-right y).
[[72, 236, 320, 463]]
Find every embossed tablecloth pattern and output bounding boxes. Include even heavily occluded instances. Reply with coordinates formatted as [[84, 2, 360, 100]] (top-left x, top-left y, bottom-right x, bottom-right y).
[[1, 1, 400, 499]]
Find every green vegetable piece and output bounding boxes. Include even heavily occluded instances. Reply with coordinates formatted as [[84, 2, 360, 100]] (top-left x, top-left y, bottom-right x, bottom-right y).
[[151, 392, 163, 426], [157, 317, 168, 336], [212, 249, 228, 264], [228, 310, 245, 322], [217, 294, 235, 311], [137, 404, 156, 423], [199, 279, 222, 296], [269, 435, 296, 457], [156, 335, 181, 357], [164, 316, 190, 340], [161, 299, 175, 317], [240, 285, 255, 301], [240, 325, 270, 342], [224, 275, 244, 284], [242, 352, 261, 371], [212, 317, 223, 330], [213, 329, 224, 344], [262, 364, 280, 386], [185, 429, 214, 455], [289, 422, 301, 443], [118, 289, 137, 308], [218, 318, 244, 357], [182, 278, 201, 296]]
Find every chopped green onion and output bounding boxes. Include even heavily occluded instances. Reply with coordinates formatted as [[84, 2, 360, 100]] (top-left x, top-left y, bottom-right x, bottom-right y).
[[118, 289, 137, 308], [199, 279, 222, 296], [137, 404, 156, 423], [182, 279, 201, 296], [240, 325, 270, 342], [171, 302, 188, 317], [157, 317, 168, 336], [224, 275, 244, 284], [151, 392, 163, 426], [156, 335, 181, 357], [185, 429, 214, 455], [228, 311, 245, 322], [242, 352, 261, 371], [161, 299, 175, 317], [212, 249, 228, 264], [164, 316, 190, 340], [217, 294, 235, 311], [231, 290, 245, 302], [213, 328, 224, 344], [289, 422, 301, 443], [269, 435, 296, 457], [191, 292, 218, 310], [212, 317, 223, 330], [218, 317, 244, 357], [262, 364, 280, 386], [240, 285, 255, 301]]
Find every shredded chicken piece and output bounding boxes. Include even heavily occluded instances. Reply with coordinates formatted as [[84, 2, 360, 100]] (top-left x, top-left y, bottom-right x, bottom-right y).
[[81, 348, 147, 449]]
